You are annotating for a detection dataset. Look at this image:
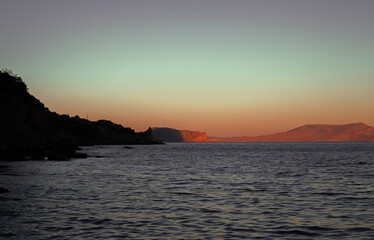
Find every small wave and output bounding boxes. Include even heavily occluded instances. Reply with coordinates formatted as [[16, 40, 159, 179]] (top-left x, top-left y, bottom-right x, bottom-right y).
[[304, 226, 334, 231], [0, 197, 21, 201], [172, 191, 196, 196], [273, 229, 321, 236], [42, 226, 74, 231], [0, 209, 18, 217], [346, 227, 373, 232], [78, 217, 113, 225], [93, 218, 112, 225], [225, 226, 256, 232], [170, 206, 191, 211], [0, 165, 9, 171], [312, 192, 344, 196], [337, 196, 374, 201], [357, 161, 367, 165], [1, 173, 22, 176], [0, 232, 16, 238], [261, 210, 273, 215], [199, 208, 221, 213]]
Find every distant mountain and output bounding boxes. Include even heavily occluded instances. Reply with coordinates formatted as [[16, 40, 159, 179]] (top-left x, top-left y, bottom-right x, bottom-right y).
[[208, 123, 374, 142], [152, 127, 206, 142], [0, 70, 156, 160]]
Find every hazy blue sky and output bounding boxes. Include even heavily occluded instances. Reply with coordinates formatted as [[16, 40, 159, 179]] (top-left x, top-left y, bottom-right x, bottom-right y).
[[1, 0, 374, 136]]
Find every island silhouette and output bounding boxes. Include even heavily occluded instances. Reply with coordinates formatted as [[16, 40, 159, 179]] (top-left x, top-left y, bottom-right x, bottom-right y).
[[153, 124, 374, 143], [207, 123, 374, 142]]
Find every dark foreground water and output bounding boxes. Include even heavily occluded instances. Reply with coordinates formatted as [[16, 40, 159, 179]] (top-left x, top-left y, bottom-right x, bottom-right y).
[[1, 142, 374, 239]]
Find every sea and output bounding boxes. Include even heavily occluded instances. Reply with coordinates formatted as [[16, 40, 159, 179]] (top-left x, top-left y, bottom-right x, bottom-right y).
[[1, 142, 373, 239]]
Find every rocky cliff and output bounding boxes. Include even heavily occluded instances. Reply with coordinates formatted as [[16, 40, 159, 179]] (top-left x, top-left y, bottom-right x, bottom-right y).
[[0, 70, 155, 160], [152, 127, 206, 142]]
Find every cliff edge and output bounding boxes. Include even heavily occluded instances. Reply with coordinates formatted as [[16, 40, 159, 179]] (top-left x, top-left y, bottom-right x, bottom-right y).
[[152, 127, 206, 142]]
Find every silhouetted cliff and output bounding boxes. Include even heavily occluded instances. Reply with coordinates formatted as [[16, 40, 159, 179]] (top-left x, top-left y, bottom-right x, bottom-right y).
[[152, 127, 206, 142], [208, 123, 374, 142], [0, 70, 155, 160]]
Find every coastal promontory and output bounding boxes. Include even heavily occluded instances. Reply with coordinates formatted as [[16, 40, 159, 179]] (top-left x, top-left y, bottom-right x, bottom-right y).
[[0, 70, 156, 160], [152, 127, 207, 142]]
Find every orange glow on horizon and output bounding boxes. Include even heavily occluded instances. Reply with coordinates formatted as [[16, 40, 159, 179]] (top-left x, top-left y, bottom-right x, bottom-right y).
[[33, 86, 374, 138]]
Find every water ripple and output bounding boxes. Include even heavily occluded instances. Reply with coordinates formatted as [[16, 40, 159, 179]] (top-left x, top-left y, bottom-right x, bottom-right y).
[[0, 142, 373, 239]]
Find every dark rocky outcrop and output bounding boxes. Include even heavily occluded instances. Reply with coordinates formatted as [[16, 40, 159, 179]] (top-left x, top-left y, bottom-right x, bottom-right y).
[[152, 127, 206, 142], [0, 69, 156, 160]]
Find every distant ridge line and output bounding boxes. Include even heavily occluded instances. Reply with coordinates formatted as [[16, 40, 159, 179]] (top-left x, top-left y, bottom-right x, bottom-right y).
[[207, 123, 374, 142], [152, 123, 374, 143]]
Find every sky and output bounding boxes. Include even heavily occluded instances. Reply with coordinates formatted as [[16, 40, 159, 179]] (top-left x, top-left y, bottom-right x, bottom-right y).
[[1, 0, 374, 137]]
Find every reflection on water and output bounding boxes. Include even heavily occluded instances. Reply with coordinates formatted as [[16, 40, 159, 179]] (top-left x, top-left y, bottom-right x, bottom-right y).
[[1, 142, 374, 239]]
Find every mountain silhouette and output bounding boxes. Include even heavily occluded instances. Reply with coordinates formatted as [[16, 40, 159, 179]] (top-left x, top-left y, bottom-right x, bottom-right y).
[[208, 123, 374, 142]]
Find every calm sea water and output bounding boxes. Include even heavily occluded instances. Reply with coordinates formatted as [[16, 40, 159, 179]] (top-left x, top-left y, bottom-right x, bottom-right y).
[[1, 142, 373, 239]]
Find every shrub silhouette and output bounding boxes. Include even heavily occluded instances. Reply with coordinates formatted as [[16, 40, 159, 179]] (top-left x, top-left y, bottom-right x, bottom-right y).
[[0, 68, 28, 94]]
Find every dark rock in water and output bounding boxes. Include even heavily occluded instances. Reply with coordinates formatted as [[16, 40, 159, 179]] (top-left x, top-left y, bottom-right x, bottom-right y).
[[0, 187, 9, 193], [153, 139, 165, 144], [73, 153, 88, 158], [0, 69, 158, 161], [123, 146, 134, 149], [47, 155, 69, 161]]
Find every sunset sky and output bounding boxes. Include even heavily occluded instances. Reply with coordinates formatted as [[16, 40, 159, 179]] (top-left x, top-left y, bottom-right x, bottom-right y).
[[1, 0, 374, 137]]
